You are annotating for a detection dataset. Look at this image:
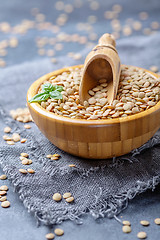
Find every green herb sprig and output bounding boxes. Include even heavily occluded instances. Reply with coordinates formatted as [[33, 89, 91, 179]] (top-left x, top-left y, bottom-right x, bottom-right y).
[[28, 83, 63, 103]]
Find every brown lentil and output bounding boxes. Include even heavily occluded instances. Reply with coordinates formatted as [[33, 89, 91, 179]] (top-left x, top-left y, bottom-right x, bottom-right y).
[[0, 175, 7, 180], [122, 225, 131, 233], [0, 185, 8, 191], [27, 169, 35, 174], [140, 220, 150, 226], [3, 135, 12, 141], [4, 126, 11, 133], [19, 169, 27, 174], [45, 233, 55, 240], [63, 192, 72, 199], [53, 154, 60, 157], [68, 164, 76, 167], [65, 196, 74, 203], [0, 196, 7, 202], [39, 66, 160, 120], [54, 228, 64, 236], [123, 220, 131, 226], [10, 108, 32, 123], [19, 156, 27, 161], [137, 232, 147, 239], [51, 156, 59, 160], [150, 65, 159, 73], [52, 193, 62, 202], [22, 159, 29, 165], [24, 124, 31, 129], [7, 141, 15, 145], [154, 218, 160, 225], [21, 153, 29, 158], [0, 190, 7, 196], [1, 200, 10, 208], [12, 133, 21, 142], [21, 138, 27, 143], [28, 159, 32, 165]]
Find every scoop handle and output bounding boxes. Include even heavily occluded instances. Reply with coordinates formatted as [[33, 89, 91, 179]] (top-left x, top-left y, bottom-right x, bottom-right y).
[[98, 33, 116, 48]]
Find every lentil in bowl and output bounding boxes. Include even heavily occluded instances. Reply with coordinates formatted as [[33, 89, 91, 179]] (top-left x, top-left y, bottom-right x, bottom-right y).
[[37, 65, 160, 120]]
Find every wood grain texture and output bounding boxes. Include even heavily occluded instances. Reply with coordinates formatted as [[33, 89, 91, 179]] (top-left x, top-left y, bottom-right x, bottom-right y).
[[27, 65, 160, 159], [79, 33, 121, 104]]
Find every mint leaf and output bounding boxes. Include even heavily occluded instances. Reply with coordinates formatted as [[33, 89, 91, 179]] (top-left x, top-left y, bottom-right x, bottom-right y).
[[42, 83, 54, 93], [28, 83, 63, 103], [53, 85, 63, 92], [28, 93, 50, 103], [50, 90, 63, 99]]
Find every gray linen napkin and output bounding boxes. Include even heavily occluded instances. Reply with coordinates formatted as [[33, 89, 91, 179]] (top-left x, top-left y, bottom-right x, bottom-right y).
[[0, 57, 160, 225]]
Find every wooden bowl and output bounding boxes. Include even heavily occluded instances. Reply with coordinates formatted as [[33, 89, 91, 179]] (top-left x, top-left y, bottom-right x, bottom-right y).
[[27, 65, 160, 159]]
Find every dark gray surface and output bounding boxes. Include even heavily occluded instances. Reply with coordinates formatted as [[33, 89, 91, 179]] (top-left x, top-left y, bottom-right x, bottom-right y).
[[0, 0, 160, 239], [0, 163, 160, 240]]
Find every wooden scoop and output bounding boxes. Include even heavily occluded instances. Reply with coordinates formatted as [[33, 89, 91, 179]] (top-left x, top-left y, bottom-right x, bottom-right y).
[[79, 33, 121, 104]]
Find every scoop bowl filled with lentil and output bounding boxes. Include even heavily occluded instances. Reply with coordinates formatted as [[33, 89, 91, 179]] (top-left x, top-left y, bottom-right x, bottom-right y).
[[27, 65, 160, 159]]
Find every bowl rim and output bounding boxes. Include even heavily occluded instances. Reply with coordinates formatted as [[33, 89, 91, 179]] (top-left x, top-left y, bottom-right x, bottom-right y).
[[27, 64, 160, 125]]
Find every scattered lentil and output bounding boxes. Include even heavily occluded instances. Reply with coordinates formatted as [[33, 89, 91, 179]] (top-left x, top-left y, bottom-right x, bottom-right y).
[[140, 220, 150, 226], [45, 233, 55, 240], [22, 159, 29, 165], [19, 156, 27, 161], [12, 133, 21, 142], [28, 159, 33, 165], [19, 169, 27, 174], [51, 156, 59, 160], [7, 141, 15, 145], [1, 200, 10, 208], [139, 12, 148, 20], [65, 196, 74, 203], [0, 175, 7, 180], [54, 228, 64, 236], [21, 138, 27, 143], [24, 124, 31, 129], [0, 185, 8, 191], [137, 231, 147, 239], [63, 192, 72, 199], [151, 21, 159, 30], [10, 107, 32, 122], [4, 126, 11, 133], [150, 65, 159, 73], [0, 196, 7, 202], [3, 135, 12, 141], [154, 218, 160, 225], [122, 225, 131, 233], [68, 164, 76, 167], [123, 220, 131, 226], [27, 169, 35, 174], [21, 153, 29, 158], [52, 193, 62, 202], [53, 154, 60, 157], [0, 191, 7, 196]]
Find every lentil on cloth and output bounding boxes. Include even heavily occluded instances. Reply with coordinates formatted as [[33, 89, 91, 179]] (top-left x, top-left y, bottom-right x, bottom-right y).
[[52, 193, 62, 202]]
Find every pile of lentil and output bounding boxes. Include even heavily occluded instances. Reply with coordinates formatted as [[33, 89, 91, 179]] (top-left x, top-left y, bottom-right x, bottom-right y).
[[39, 65, 160, 120]]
